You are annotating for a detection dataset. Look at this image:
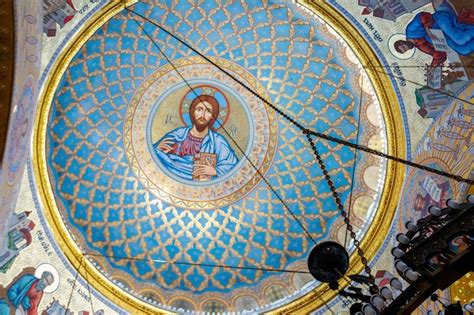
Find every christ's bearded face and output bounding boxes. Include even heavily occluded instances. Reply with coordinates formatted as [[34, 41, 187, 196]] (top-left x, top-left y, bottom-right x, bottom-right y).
[[193, 101, 214, 132]]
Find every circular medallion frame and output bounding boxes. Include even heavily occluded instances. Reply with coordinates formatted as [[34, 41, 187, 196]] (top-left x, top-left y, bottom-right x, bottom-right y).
[[124, 57, 278, 210]]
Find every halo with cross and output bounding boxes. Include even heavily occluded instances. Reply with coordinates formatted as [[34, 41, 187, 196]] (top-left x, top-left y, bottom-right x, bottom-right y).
[[179, 85, 230, 130]]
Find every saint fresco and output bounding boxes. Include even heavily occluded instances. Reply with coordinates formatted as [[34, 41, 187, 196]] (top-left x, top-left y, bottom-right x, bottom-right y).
[[0, 264, 58, 315], [394, 0, 474, 67]]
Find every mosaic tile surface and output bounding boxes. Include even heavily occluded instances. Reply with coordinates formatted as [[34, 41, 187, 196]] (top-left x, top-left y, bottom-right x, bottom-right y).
[[46, 0, 384, 309]]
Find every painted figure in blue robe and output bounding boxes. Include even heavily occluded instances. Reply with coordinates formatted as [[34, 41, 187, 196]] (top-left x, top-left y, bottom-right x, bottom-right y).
[[0, 271, 54, 314], [154, 94, 238, 181], [394, 0, 474, 66]]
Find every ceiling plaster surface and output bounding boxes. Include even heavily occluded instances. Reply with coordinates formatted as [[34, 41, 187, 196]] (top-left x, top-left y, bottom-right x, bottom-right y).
[[12, 0, 474, 313]]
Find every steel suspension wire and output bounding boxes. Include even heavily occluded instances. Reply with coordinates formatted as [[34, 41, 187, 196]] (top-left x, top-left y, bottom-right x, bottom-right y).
[[124, 3, 474, 285], [366, 65, 474, 106], [129, 12, 318, 245], [85, 253, 311, 275], [129, 6, 373, 282], [66, 256, 85, 311], [344, 84, 364, 249], [308, 129, 472, 184], [366, 65, 474, 69], [84, 257, 96, 315], [306, 132, 375, 283], [127, 8, 473, 185]]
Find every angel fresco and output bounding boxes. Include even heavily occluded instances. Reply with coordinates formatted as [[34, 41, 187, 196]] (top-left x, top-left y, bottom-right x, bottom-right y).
[[153, 94, 239, 182], [394, 0, 474, 67]]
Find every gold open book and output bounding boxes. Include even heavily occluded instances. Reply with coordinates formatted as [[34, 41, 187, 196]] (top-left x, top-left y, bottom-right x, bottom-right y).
[[193, 153, 217, 181]]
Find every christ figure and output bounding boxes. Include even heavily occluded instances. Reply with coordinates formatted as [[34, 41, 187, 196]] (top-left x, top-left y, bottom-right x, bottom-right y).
[[154, 94, 239, 181]]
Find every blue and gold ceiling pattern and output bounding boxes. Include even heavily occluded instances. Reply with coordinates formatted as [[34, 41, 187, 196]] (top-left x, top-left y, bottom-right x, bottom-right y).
[[46, 0, 385, 310]]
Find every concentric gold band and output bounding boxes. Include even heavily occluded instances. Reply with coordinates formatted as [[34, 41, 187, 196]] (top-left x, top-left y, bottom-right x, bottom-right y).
[[32, 0, 405, 313]]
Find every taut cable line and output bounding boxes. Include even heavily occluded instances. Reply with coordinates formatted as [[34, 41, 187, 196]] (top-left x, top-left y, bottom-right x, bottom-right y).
[[129, 12, 318, 245], [85, 252, 311, 275], [126, 7, 473, 185]]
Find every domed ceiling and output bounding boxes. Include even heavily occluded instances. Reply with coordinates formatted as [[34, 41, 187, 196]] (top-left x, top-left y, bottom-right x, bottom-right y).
[[37, 0, 402, 313]]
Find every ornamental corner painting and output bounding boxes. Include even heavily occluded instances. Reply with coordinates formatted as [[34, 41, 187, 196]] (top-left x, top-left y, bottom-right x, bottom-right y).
[[150, 85, 240, 183], [360, 0, 474, 120]]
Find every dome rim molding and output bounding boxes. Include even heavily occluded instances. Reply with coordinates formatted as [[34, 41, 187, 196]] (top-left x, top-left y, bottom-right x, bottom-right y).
[[32, 0, 406, 313]]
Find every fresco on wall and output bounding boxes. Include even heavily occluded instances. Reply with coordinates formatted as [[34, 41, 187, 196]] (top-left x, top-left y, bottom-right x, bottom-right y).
[[3, 0, 469, 313], [0, 192, 119, 313], [41, 298, 104, 315], [0, 262, 102, 314], [0, 0, 42, 272], [345, 0, 474, 134], [6, 77, 34, 186], [358, 0, 432, 21], [0, 264, 59, 314], [406, 168, 452, 217], [394, 1, 474, 66], [337, 0, 473, 185], [0, 211, 36, 273], [40, 0, 105, 73], [400, 81, 473, 225], [41, 0, 391, 312], [360, 1, 474, 120], [152, 86, 240, 182], [43, 0, 77, 37]]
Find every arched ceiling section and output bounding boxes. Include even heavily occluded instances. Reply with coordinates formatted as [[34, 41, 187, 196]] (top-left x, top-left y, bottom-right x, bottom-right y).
[[32, 1, 405, 313], [7, 0, 473, 314]]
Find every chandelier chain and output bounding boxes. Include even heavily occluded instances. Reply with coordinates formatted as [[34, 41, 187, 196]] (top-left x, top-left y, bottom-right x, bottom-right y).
[[308, 130, 472, 184], [128, 8, 473, 186], [305, 132, 375, 283]]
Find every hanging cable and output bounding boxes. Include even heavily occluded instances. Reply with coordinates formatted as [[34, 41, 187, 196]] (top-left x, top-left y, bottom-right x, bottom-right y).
[[85, 252, 311, 275], [125, 5, 394, 284], [84, 256, 96, 315], [129, 12, 318, 245], [366, 65, 474, 69], [308, 128, 472, 184], [306, 132, 375, 283], [126, 7, 473, 185], [122, 0, 474, 289], [66, 256, 85, 311], [365, 65, 474, 106], [344, 84, 364, 248]]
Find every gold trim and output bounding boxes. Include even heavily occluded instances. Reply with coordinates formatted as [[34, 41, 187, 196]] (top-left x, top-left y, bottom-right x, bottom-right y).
[[32, 0, 406, 313], [272, 1, 406, 313], [33, 1, 168, 313], [450, 272, 472, 305]]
